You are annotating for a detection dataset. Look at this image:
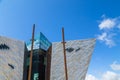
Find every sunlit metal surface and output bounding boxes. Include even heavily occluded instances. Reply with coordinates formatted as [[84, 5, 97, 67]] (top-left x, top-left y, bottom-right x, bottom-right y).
[[50, 38, 96, 80], [0, 36, 25, 80]]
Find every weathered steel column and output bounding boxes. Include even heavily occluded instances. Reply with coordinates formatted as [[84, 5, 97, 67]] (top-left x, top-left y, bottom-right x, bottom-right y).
[[62, 27, 68, 80], [28, 24, 35, 80]]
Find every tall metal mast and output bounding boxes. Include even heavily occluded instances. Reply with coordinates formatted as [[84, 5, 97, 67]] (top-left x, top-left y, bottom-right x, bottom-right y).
[[28, 24, 35, 80], [62, 27, 68, 80]]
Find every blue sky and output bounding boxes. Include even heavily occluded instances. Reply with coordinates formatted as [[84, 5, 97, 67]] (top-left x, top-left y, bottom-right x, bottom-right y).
[[1, 0, 120, 80]]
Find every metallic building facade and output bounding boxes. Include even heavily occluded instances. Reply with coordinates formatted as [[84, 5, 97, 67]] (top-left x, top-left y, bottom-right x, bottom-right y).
[[0, 35, 96, 80], [26, 32, 52, 80], [50, 39, 96, 80], [0, 36, 27, 80]]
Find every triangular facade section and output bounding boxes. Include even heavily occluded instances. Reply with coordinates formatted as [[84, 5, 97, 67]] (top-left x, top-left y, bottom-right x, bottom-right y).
[[50, 38, 96, 80]]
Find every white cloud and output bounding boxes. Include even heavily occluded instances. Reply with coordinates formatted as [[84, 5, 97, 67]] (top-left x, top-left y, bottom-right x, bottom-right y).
[[86, 71, 120, 80], [102, 71, 120, 80], [97, 32, 107, 41], [86, 61, 120, 80], [85, 74, 98, 80], [111, 61, 120, 71], [105, 38, 115, 47], [97, 32, 115, 47], [97, 15, 120, 47], [99, 19, 116, 30]]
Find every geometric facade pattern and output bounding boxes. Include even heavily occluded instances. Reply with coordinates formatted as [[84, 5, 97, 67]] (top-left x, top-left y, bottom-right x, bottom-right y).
[[0, 36, 26, 80], [0, 35, 96, 80], [50, 39, 96, 80], [26, 32, 51, 51]]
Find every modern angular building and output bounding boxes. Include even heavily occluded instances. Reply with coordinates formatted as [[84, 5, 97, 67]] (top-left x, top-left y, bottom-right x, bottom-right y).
[[26, 32, 52, 80], [26, 32, 96, 80], [51, 39, 96, 80], [0, 36, 27, 80], [0, 32, 96, 80]]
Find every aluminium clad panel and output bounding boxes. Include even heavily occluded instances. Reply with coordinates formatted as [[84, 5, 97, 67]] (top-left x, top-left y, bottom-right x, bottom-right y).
[[0, 36, 25, 80], [50, 38, 96, 80]]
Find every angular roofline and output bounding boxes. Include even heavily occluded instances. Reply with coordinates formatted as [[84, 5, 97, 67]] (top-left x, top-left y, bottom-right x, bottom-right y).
[[0, 35, 25, 43], [52, 38, 96, 43]]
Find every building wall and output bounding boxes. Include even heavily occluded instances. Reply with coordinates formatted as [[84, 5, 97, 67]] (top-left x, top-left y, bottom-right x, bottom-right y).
[[0, 36, 26, 80], [50, 39, 96, 80]]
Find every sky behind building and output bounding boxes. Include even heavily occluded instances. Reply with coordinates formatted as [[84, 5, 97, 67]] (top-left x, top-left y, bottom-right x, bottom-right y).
[[0, 0, 120, 80]]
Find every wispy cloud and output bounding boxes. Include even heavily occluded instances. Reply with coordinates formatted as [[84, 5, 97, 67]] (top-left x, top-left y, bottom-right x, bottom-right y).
[[86, 61, 120, 80], [86, 71, 120, 80], [97, 32, 115, 47], [97, 15, 120, 47], [102, 71, 120, 80], [85, 74, 98, 80], [110, 61, 120, 71], [99, 18, 116, 30]]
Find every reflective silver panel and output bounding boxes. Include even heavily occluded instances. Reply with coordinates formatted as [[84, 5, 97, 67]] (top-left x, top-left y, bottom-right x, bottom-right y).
[[0, 36, 25, 80], [51, 39, 96, 80]]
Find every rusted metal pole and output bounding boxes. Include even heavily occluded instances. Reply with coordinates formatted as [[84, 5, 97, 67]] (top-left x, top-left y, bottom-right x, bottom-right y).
[[62, 27, 68, 80], [46, 46, 52, 80], [28, 24, 35, 80]]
